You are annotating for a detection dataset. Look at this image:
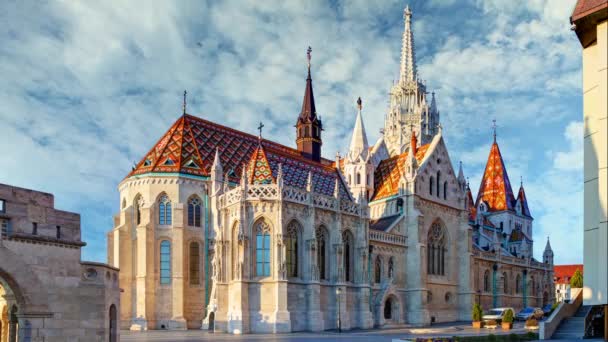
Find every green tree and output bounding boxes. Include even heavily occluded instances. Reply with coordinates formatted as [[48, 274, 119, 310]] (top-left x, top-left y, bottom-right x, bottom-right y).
[[570, 269, 583, 288], [472, 303, 483, 322]]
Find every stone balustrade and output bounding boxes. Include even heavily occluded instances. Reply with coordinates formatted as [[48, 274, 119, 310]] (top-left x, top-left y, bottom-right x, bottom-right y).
[[370, 230, 406, 246]]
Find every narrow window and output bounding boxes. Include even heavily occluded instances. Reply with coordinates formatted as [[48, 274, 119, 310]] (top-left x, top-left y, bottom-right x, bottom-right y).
[[160, 240, 171, 284], [443, 181, 447, 200], [189, 242, 200, 285], [484, 270, 490, 292], [255, 221, 271, 277], [134, 195, 143, 225], [436, 171, 441, 197], [316, 227, 327, 280], [158, 195, 172, 225], [388, 257, 394, 278], [343, 231, 353, 282], [427, 222, 446, 276], [356, 173, 361, 185], [374, 256, 381, 283], [32, 222, 38, 235], [429, 176, 434, 195], [188, 197, 202, 227], [56, 225, 61, 239], [0, 199, 6, 212], [285, 221, 300, 278]]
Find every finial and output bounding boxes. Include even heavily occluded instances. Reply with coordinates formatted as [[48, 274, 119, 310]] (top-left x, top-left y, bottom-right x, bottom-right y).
[[183, 90, 187, 115], [306, 46, 312, 70], [466, 177, 470, 188], [257, 122, 265, 140], [492, 119, 497, 142], [357, 97, 362, 111], [404, 5, 412, 19], [520, 176, 523, 187]]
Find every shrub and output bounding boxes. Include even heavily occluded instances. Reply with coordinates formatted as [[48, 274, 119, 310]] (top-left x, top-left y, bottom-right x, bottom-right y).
[[472, 303, 483, 322], [525, 318, 538, 327], [570, 269, 583, 288], [503, 309, 514, 324]]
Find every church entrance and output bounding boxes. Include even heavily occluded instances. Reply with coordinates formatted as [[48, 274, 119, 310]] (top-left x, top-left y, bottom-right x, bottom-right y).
[[384, 299, 392, 319], [381, 295, 400, 325]]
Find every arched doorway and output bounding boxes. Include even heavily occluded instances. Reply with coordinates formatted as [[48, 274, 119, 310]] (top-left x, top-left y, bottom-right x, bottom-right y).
[[384, 299, 392, 319], [109, 305, 117, 342], [380, 295, 401, 325], [208, 312, 215, 332]]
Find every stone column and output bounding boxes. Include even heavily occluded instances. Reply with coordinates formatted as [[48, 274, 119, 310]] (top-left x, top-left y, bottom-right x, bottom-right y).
[[356, 247, 373, 329], [131, 215, 149, 331], [272, 235, 291, 333], [169, 203, 187, 330], [306, 239, 323, 331]]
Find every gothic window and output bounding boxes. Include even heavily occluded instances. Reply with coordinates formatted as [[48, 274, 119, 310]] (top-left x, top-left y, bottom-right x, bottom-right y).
[[484, 270, 490, 292], [187, 196, 202, 227], [374, 256, 382, 283], [388, 257, 394, 278], [516, 274, 521, 294], [189, 242, 200, 285], [429, 176, 434, 195], [342, 230, 354, 282], [316, 227, 328, 280], [356, 173, 361, 185], [427, 221, 446, 276], [255, 220, 271, 277], [503, 272, 509, 294], [397, 198, 404, 213], [436, 171, 441, 197], [443, 181, 447, 200], [158, 194, 172, 225], [160, 240, 171, 284], [285, 221, 301, 278], [134, 195, 143, 225]]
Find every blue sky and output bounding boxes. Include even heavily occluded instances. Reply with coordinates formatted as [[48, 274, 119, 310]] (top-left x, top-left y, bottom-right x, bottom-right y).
[[0, 0, 583, 264]]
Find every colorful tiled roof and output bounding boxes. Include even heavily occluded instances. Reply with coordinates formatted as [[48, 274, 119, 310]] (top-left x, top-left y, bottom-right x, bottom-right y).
[[475, 141, 516, 212], [554, 264, 584, 284], [371, 144, 430, 201], [517, 184, 532, 218], [128, 114, 351, 199], [248, 144, 275, 185], [466, 186, 476, 222]]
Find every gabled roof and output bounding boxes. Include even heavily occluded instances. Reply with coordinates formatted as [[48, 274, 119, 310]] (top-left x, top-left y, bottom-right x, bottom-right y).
[[554, 264, 584, 284], [516, 184, 532, 218], [371, 144, 430, 201], [128, 114, 350, 199], [475, 141, 516, 212]]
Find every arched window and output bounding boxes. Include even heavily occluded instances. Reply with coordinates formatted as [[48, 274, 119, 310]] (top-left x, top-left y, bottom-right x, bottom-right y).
[[436, 171, 441, 197], [443, 181, 448, 200], [429, 176, 434, 195], [188, 197, 202, 227], [388, 257, 394, 278], [158, 194, 172, 225], [484, 270, 490, 292], [374, 256, 382, 283], [189, 242, 200, 285], [285, 221, 300, 278], [342, 230, 354, 282], [396, 198, 404, 213], [503, 272, 509, 294], [255, 220, 271, 277], [427, 221, 446, 276], [516, 274, 521, 294], [356, 173, 361, 185], [134, 195, 143, 225], [160, 240, 171, 284], [316, 227, 328, 280]]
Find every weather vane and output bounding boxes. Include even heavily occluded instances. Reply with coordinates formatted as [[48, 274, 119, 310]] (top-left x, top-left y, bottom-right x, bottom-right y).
[[307, 46, 312, 69]]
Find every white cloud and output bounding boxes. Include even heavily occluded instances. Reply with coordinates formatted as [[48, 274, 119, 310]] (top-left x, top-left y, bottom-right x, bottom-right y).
[[553, 121, 584, 171]]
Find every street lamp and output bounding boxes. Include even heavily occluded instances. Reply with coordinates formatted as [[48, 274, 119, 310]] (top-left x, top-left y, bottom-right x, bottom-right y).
[[336, 287, 342, 333]]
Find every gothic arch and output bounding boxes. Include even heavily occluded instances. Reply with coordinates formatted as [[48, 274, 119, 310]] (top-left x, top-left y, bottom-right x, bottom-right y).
[[252, 217, 272, 277], [427, 219, 448, 276], [374, 287, 403, 326], [285, 220, 302, 278], [315, 225, 329, 281], [342, 229, 355, 282]]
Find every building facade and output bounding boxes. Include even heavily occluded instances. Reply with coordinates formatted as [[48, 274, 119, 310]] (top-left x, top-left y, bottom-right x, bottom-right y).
[[107, 5, 554, 334], [570, 0, 607, 309], [0, 184, 120, 342], [554, 264, 584, 303]]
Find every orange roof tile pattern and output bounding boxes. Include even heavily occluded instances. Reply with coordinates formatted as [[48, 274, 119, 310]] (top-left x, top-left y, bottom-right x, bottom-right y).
[[517, 185, 532, 217], [466, 187, 476, 221], [475, 142, 516, 212], [129, 114, 351, 199], [554, 264, 584, 284], [248, 144, 274, 185], [371, 144, 430, 201]]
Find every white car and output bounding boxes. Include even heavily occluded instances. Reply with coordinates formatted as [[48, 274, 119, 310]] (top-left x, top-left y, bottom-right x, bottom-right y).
[[482, 307, 515, 323]]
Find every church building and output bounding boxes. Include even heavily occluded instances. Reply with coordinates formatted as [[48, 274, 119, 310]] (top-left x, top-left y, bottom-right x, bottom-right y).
[[106, 5, 554, 333]]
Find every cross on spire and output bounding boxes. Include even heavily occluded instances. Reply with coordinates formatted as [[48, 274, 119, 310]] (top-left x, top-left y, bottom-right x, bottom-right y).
[[257, 122, 265, 140], [183, 90, 187, 115], [492, 119, 497, 142]]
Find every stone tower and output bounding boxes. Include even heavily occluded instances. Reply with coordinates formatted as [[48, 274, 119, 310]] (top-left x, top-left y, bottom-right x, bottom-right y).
[[383, 6, 439, 157]]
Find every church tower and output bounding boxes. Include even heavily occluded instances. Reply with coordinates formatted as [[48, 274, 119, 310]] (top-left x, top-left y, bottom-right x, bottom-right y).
[[383, 6, 439, 157], [296, 47, 323, 162]]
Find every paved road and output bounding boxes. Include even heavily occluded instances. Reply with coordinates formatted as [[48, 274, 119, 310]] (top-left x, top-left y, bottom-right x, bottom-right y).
[[120, 322, 540, 342]]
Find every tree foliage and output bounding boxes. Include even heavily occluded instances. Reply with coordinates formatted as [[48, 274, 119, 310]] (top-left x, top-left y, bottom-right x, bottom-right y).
[[570, 269, 583, 288], [472, 303, 483, 322]]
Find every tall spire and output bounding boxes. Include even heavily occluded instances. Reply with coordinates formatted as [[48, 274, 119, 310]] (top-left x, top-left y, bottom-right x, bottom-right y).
[[348, 97, 369, 161], [400, 5, 417, 83], [475, 136, 516, 212], [296, 46, 323, 162], [299, 46, 317, 122]]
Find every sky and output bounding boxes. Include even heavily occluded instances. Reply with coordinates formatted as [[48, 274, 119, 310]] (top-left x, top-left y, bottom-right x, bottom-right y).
[[0, 0, 583, 264]]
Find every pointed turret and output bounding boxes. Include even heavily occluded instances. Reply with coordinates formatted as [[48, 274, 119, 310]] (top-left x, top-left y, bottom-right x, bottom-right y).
[[347, 97, 369, 162], [466, 182, 476, 221], [296, 46, 323, 162], [475, 135, 516, 212], [516, 180, 532, 218], [457, 161, 466, 192], [400, 5, 416, 83], [543, 237, 554, 265], [405, 130, 418, 181], [211, 148, 224, 195]]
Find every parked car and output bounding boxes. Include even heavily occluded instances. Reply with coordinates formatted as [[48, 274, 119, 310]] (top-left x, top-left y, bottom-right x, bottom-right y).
[[516, 307, 544, 321], [482, 307, 515, 323], [542, 304, 554, 316]]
